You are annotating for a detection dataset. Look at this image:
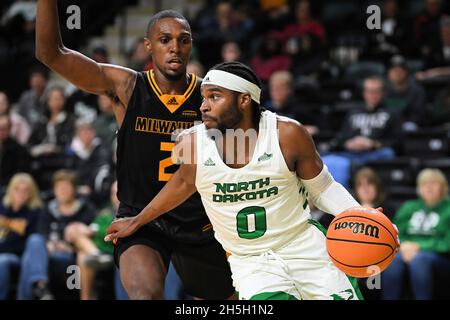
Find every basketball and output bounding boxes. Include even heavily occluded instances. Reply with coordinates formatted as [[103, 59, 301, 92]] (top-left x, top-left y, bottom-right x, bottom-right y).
[[326, 207, 399, 278]]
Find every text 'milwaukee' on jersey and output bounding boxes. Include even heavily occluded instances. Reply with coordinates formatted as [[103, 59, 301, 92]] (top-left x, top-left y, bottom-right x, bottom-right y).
[[117, 70, 206, 223], [195, 111, 312, 256]]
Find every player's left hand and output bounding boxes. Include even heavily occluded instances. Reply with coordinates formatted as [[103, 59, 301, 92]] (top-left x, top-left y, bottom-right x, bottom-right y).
[[104, 217, 142, 243]]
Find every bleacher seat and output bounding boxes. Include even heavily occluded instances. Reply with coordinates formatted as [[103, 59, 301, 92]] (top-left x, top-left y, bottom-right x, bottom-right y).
[[345, 61, 386, 82], [403, 127, 450, 158], [322, 1, 360, 26], [318, 80, 358, 104], [408, 0, 425, 16], [420, 77, 450, 103], [353, 158, 421, 188]]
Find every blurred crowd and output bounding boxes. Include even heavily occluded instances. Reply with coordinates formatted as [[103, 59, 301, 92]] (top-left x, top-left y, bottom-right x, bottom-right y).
[[0, 0, 450, 300]]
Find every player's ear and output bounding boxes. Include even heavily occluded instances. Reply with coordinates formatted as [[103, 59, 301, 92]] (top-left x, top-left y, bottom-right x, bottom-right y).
[[144, 37, 152, 54], [239, 93, 252, 110]]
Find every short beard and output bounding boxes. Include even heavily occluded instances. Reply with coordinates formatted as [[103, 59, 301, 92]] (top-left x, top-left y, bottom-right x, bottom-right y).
[[164, 70, 186, 81], [217, 94, 243, 133]]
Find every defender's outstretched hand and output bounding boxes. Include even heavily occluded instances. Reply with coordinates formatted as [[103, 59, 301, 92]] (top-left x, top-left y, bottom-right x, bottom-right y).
[[104, 217, 142, 243]]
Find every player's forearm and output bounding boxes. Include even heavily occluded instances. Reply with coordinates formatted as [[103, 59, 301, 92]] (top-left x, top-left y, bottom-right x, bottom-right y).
[[135, 171, 196, 226], [35, 0, 65, 64], [301, 165, 360, 216], [312, 181, 360, 215]]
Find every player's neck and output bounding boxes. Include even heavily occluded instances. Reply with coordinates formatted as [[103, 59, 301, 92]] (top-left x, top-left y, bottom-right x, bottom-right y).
[[218, 117, 259, 168], [153, 68, 189, 95]]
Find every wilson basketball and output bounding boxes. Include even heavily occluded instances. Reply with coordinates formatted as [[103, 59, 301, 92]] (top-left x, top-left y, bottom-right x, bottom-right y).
[[326, 207, 399, 278]]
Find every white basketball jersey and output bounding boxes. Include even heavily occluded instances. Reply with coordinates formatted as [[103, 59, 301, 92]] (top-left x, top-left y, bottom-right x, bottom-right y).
[[195, 111, 311, 256]]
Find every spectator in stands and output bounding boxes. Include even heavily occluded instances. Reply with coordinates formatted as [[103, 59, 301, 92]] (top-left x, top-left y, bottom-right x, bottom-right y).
[[280, 0, 326, 76], [65, 44, 111, 121], [353, 167, 388, 215], [416, 17, 450, 80], [64, 181, 127, 300], [193, 2, 254, 67], [20, 170, 96, 299], [89, 181, 127, 299], [258, 0, 291, 32], [281, 0, 326, 44], [383, 168, 450, 300], [94, 95, 117, 150], [221, 40, 243, 63], [416, 0, 446, 65], [352, 167, 387, 300], [214, 2, 254, 44], [67, 119, 110, 204], [250, 31, 291, 82], [369, 0, 411, 59], [0, 91, 31, 145], [187, 61, 205, 77], [1, 0, 36, 26], [424, 16, 450, 69], [322, 76, 400, 188], [266, 70, 320, 135], [29, 86, 75, 159], [91, 44, 109, 64], [0, 173, 42, 299], [16, 66, 49, 131], [0, 115, 31, 190], [429, 82, 450, 125], [385, 55, 426, 130], [128, 38, 152, 71]]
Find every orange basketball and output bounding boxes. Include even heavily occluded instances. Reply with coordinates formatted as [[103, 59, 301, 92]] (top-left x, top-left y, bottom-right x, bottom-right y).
[[326, 207, 399, 278]]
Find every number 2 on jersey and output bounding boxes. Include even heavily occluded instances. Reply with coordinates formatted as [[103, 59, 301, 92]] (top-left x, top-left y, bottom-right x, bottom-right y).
[[159, 142, 175, 182], [236, 206, 267, 239]]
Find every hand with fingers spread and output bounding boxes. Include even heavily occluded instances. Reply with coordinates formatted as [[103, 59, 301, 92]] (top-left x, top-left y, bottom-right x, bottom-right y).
[[104, 217, 142, 243]]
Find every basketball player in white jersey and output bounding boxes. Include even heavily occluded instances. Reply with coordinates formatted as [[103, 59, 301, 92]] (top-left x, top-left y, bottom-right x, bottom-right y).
[[105, 62, 364, 300]]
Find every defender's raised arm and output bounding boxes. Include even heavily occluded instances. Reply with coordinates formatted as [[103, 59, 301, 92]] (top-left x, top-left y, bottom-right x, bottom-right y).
[[35, 0, 136, 119]]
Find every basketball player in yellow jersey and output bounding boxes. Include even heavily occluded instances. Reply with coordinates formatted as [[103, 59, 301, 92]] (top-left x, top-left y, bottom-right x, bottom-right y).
[[36, 1, 235, 300], [106, 62, 365, 300]]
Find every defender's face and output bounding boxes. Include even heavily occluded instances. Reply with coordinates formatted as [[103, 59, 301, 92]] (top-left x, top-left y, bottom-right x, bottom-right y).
[[200, 85, 243, 132], [146, 18, 192, 79]]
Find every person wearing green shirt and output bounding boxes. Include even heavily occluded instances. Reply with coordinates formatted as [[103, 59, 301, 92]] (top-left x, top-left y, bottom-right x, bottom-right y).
[[382, 168, 450, 300]]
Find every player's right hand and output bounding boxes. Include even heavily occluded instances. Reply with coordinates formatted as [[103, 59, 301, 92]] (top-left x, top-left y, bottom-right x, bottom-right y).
[[104, 217, 142, 243]]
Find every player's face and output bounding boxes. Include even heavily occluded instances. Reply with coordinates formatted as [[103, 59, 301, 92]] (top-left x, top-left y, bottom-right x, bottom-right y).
[[146, 18, 192, 80], [200, 85, 243, 132]]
